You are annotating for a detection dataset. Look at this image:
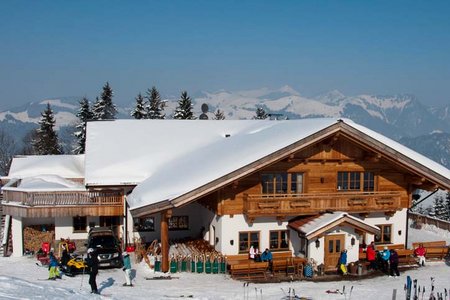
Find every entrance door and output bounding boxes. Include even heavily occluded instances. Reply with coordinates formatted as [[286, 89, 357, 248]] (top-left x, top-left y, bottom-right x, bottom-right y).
[[324, 234, 345, 270], [99, 216, 121, 238]]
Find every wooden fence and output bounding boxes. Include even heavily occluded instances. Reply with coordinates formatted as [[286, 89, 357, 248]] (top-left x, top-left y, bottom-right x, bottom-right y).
[[409, 211, 450, 231]]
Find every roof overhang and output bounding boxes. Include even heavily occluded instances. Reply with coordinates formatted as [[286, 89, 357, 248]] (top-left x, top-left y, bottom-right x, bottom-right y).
[[288, 212, 380, 240]]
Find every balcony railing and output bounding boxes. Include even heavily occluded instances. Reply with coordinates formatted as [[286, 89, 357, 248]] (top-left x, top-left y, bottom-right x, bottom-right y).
[[2, 190, 123, 207], [243, 191, 403, 218]]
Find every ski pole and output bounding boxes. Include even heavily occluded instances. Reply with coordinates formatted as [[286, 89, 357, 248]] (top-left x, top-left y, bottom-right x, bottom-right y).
[[80, 255, 85, 290]]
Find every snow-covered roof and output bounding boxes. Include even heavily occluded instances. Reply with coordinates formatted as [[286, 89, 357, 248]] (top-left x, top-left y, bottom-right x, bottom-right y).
[[2, 175, 85, 192], [289, 211, 380, 239], [4, 155, 84, 180], [85, 119, 338, 208], [84, 118, 450, 212]]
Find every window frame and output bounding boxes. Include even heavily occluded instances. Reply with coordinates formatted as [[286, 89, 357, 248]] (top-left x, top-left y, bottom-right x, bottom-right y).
[[269, 230, 290, 251], [261, 172, 304, 194], [337, 171, 375, 191], [133, 216, 155, 232], [73, 216, 87, 233], [374, 224, 392, 244], [168, 216, 189, 231], [238, 231, 260, 254]]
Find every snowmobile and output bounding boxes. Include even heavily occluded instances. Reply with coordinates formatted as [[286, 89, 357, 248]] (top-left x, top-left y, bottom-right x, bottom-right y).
[[59, 253, 89, 276]]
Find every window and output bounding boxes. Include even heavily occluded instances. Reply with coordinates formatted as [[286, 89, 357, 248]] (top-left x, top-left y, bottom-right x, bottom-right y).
[[168, 216, 189, 231], [337, 171, 374, 191], [134, 217, 155, 232], [262, 173, 304, 194], [73, 216, 87, 232], [375, 224, 392, 244], [239, 231, 260, 253], [269, 230, 289, 250]]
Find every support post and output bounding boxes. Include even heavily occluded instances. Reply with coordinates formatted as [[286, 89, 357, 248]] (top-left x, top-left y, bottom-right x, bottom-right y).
[[161, 209, 172, 273]]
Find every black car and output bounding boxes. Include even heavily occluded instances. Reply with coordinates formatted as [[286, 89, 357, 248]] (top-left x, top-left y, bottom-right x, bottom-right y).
[[86, 227, 123, 268]]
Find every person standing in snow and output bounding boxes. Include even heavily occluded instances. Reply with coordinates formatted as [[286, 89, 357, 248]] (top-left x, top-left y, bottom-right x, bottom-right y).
[[380, 246, 391, 274], [85, 248, 99, 294], [414, 243, 427, 266], [338, 249, 348, 275], [389, 249, 400, 277], [48, 250, 61, 280], [366, 242, 377, 270], [122, 252, 133, 286]]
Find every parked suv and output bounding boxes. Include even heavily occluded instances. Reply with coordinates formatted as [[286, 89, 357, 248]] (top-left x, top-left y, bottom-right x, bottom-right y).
[[86, 227, 123, 268]]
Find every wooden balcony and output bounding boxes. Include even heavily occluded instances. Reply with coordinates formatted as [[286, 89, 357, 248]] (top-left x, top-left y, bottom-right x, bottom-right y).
[[243, 191, 403, 219], [2, 190, 123, 218]]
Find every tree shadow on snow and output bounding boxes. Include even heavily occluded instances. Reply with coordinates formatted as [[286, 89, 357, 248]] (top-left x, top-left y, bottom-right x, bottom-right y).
[[98, 277, 115, 294]]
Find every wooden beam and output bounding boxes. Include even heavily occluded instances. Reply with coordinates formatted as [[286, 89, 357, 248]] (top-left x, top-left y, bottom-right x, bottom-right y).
[[160, 209, 172, 273]]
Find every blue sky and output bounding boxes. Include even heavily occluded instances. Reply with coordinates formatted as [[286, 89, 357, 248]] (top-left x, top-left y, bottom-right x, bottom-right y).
[[1, 0, 450, 110]]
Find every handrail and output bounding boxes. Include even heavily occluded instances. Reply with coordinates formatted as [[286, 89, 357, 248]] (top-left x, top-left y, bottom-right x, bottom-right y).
[[244, 191, 403, 216], [2, 190, 123, 207]]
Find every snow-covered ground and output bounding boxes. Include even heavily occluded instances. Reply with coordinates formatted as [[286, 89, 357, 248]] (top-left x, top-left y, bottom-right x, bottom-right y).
[[1, 225, 449, 300]]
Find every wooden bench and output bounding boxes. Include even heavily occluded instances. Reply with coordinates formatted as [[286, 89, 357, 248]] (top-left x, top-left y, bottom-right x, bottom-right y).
[[395, 249, 416, 266], [229, 261, 269, 281], [412, 241, 449, 260], [375, 244, 405, 251]]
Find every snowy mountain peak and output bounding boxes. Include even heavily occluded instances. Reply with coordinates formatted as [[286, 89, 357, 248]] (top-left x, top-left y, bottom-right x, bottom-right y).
[[315, 89, 346, 104]]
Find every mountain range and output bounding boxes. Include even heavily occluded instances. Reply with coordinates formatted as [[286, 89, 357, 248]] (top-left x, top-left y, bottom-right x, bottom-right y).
[[0, 86, 449, 167]]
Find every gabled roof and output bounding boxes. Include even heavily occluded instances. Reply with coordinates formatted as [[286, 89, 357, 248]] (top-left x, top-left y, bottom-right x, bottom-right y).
[[114, 118, 450, 216], [288, 212, 380, 240], [4, 155, 84, 180]]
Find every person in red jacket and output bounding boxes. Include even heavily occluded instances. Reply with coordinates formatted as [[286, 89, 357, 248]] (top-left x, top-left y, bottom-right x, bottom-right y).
[[414, 243, 426, 266], [366, 241, 377, 270]]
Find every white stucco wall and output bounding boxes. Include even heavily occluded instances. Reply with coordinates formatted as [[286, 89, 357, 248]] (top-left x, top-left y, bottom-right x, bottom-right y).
[[54, 216, 100, 240], [215, 214, 292, 255], [128, 202, 215, 245], [354, 209, 408, 245]]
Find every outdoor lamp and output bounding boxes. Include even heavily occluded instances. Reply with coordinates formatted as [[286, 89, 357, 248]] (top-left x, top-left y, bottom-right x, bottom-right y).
[[351, 237, 356, 246], [315, 239, 320, 248]]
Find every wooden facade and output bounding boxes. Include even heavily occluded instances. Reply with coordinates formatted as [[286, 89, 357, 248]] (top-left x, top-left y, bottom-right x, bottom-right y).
[[199, 136, 418, 220]]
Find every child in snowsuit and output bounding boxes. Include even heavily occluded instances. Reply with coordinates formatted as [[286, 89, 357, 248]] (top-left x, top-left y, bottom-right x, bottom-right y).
[[122, 252, 133, 286], [48, 251, 61, 280], [85, 248, 99, 294], [381, 246, 391, 274], [389, 249, 400, 277], [338, 249, 348, 275]]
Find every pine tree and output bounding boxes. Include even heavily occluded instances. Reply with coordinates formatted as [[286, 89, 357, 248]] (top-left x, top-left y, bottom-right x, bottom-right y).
[[92, 82, 117, 120], [254, 107, 268, 120], [445, 191, 450, 221], [32, 103, 62, 155], [145, 86, 166, 119], [173, 91, 196, 120], [74, 97, 93, 154], [213, 109, 226, 120], [433, 195, 446, 220], [131, 93, 147, 119]]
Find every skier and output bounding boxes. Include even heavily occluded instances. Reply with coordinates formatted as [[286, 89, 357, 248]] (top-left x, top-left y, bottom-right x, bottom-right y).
[[414, 243, 426, 266], [338, 249, 348, 275], [261, 248, 273, 271], [48, 250, 61, 280], [389, 249, 400, 277], [85, 248, 99, 294], [122, 251, 133, 286], [380, 246, 391, 274]]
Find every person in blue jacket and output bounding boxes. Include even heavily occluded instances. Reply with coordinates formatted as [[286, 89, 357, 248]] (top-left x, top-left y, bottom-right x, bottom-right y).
[[380, 246, 391, 274], [122, 252, 133, 286], [48, 250, 61, 280], [338, 249, 348, 275]]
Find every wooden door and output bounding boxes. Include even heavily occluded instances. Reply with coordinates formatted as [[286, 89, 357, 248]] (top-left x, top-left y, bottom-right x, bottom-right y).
[[324, 234, 345, 270]]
